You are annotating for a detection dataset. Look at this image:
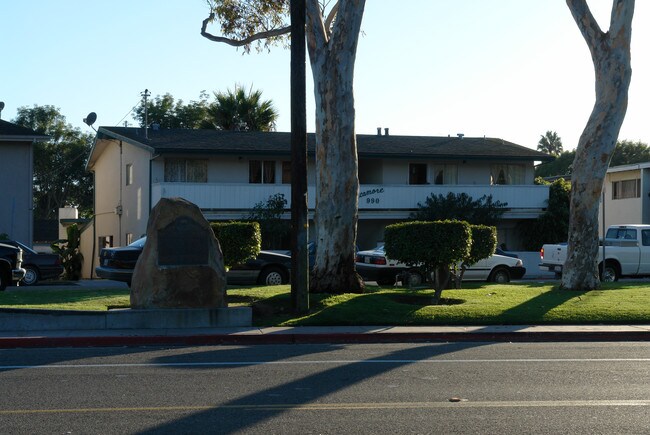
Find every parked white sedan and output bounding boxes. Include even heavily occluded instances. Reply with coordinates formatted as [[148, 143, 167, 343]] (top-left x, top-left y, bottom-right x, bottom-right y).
[[355, 245, 526, 286]]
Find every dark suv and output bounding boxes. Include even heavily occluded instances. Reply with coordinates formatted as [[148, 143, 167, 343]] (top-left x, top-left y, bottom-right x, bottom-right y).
[[0, 242, 26, 290]]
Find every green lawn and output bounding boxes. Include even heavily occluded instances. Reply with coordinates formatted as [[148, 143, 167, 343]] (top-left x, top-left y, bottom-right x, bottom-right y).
[[2, 282, 650, 326]]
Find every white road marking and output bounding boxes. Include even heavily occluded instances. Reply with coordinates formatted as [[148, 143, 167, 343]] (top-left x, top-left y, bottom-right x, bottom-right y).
[[1, 357, 649, 370]]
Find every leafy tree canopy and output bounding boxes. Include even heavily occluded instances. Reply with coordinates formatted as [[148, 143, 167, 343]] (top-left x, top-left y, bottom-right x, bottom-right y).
[[132, 86, 278, 132], [411, 192, 507, 226], [535, 140, 650, 179], [13, 105, 94, 219], [610, 140, 650, 167], [534, 150, 576, 178]]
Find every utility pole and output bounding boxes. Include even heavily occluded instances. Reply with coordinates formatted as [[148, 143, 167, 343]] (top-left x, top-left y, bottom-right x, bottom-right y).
[[290, 0, 309, 313], [141, 89, 150, 140]]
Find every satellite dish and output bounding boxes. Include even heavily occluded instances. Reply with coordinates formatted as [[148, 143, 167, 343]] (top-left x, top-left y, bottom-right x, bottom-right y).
[[0, 102, 5, 110], [83, 112, 97, 126]]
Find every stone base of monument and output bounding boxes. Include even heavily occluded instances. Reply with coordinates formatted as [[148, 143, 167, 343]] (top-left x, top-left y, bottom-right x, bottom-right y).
[[0, 306, 252, 332]]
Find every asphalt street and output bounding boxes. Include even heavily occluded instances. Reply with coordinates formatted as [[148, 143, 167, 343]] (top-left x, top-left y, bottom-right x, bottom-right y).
[[1, 342, 649, 434]]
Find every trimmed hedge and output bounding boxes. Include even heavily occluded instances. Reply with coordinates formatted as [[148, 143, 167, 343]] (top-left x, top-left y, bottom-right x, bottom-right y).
[[210, 222, 261, 267], [466, 225, 497, 265], [384, 220, 471, 271]]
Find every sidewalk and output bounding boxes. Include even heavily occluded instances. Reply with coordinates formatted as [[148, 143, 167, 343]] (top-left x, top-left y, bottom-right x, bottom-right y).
[[1, 324, 649, 348]]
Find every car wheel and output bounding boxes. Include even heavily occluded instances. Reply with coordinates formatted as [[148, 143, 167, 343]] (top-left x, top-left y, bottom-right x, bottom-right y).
[[403, 270, 424, 287], [0, 269, 7, 291], [259, 267, 287, 285], [601, 264, 619, 282], [22, 267, 39, 286], [490, 267, 510, 283]]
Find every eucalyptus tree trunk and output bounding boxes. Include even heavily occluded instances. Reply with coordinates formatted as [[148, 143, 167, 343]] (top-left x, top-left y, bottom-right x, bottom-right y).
[[561, 0, 633, 290], [306, 0, 366, 293]]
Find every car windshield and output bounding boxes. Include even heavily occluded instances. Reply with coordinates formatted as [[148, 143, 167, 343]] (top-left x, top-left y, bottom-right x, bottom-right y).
[[129, 237, 147, 248], [13, 241, 37, 255]]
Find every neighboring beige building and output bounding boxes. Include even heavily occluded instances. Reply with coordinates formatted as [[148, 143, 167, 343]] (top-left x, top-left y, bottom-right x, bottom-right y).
[[82, 126, 553, 278], [599, 162, 650, 236]]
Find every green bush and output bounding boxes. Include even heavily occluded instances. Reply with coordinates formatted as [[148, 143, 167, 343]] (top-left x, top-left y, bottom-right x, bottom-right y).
[[211, 222, 261, 268], [466, 225, 497, 265], [51, 224, 83, 281], [385, 220, 471, 301]]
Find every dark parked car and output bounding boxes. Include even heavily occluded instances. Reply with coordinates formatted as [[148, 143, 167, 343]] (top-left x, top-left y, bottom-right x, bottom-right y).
[[2, 241, 63, 286], [96, 237, 291, 286], [0, 242, 25, 290]]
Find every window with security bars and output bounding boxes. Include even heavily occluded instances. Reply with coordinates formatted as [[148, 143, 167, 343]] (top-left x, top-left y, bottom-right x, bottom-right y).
[[612, 179, 640, 200]]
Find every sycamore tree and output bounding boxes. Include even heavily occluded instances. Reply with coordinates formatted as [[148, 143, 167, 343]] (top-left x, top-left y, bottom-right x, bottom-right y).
[[562, 0, 634, 290], [201, 0, 366, 293]]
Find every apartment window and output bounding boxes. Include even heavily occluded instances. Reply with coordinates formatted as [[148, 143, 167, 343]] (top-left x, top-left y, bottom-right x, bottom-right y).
[[164, 159, 208, 182], [282, 161, 291, 184], [125, 164, 133, 186], [432, 164, 458, 185], [99, 235, 113, 249], [491, 164, 525, 185], [612, 179, 640, 200], [409, 163, 427, 185], [249, 160, 276, 184]]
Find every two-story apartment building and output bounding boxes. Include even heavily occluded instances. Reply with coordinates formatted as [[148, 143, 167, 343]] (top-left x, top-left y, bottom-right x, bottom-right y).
[[82, 126, 552, 278], [0, 119, 48, 245]]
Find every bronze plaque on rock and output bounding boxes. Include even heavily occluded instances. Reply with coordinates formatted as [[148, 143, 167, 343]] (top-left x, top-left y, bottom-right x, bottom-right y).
[[158, 217, 209, 266]]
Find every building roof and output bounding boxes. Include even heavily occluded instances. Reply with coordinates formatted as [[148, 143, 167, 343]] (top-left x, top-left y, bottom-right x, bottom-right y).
[[0, 119, 49, 142], [93, 126, 554, 163]]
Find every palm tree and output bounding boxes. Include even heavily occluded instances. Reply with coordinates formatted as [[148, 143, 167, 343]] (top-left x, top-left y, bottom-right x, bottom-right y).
[[537, 131, 563, 156], [205, 85, 278, 132]]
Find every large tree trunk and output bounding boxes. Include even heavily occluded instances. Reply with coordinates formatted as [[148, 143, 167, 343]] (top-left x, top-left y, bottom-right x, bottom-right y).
[[561, 0, 633, 290], [306, 0, 366, 293]]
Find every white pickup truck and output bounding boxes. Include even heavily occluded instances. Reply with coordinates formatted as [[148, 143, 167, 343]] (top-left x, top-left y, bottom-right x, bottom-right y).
[[539, 224, 650, 281]]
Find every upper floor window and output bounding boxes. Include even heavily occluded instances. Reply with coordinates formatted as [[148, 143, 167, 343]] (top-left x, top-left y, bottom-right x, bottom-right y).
[[164, 159, 208, 183], [125, 163, 133, 186], [281, 161, 291, 184], [249, 160, 276, 184], [433, 164, 458, 185], [612, 179, 640, 200], [409, 163, 427, 185], [491, 164, 525, 185]]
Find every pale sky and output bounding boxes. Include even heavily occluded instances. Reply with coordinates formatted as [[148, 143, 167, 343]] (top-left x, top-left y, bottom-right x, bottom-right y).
[[1, 1, 648, 151]]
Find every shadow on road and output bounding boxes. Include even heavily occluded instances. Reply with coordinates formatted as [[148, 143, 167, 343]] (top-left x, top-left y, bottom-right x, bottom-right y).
[[143, 341, 488, 434]]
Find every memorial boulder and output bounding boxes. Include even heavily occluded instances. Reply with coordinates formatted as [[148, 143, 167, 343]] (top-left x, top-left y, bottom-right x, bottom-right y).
[[130, 197, 227, 309]]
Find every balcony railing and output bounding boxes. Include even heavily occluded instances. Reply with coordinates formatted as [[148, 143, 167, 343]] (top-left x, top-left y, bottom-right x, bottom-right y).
[[152, 183, 549, 213]]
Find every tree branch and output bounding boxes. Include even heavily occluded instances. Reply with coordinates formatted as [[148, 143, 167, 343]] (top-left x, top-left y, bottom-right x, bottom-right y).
[[608, 0, 635, 39], [566, 0, 603, 51], [306, 0, 328, 60], [200, 12, 291, 48], [324, 1, 339, 33]]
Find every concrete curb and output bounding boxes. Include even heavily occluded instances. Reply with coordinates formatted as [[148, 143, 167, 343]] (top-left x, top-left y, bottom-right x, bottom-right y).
[[1, 328, 649, 349]]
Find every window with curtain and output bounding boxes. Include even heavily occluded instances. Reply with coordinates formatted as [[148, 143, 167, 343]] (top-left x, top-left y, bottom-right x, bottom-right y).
[[490, 164, 525, 185], [164, 159, 207, 182], [432, 164, 458, 185], [249, 160, 276, 184], [282, 161, 291, 184], [612, 179, 640, 200]]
